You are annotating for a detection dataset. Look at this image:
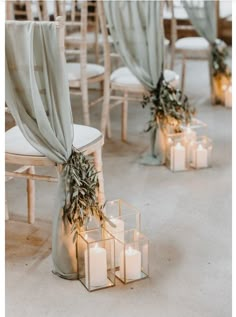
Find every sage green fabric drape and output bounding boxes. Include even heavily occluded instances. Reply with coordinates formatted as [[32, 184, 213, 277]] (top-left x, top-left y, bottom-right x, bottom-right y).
[[5, 21, 77, 279], [182, 0, 217, 43], [104, 1, 164, 91], [104, 1, 165, 164]]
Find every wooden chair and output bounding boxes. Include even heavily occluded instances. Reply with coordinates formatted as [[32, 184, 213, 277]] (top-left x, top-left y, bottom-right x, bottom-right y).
[[97, 1, 180, 142], [59, 0, 110, 135], [6, 0, 42, 20], [59, 0, 103, 64], [166, 0, 213, 94], [6, 0, 59, 22], [40, 0, 58, 21], [217, 1, 231, 45], [5, 17, 105, 224]]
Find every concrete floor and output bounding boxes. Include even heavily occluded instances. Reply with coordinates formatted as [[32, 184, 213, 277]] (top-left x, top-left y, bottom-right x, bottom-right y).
[[5, 57, 232, 316]]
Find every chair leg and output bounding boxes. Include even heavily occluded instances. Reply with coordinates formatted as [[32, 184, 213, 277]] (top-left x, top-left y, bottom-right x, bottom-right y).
[[27, 166, 35, 224], [93, 148, 105, 207], [106, 110, 112, 139], [81, 68, 90, 126], [122, 92, 128, 142], [100, 77, 110, 137], [181, 57, 186, 95]]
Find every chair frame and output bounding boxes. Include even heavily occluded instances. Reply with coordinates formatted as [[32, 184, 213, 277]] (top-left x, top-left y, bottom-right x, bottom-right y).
[[96, 1, 147, 141], [59, 0, 101, 63], [5, 17, 105, 224], [6, 0, 42, 20], [167, 0, 217, 98], [97, 1, 179, 142], [59, 0, 110, 134]]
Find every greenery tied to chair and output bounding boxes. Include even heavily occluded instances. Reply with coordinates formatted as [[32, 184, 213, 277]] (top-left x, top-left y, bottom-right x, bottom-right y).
[[211, 39, 231, 78], [61, 149, 111, 242], [211, 39, 231, 104], [141, 72, 195, 164]]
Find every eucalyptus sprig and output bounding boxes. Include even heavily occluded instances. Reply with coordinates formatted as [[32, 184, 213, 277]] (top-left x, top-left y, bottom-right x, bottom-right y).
[[211, 39, 231, 78], [62, 148, 105, 240], [142, 74, 196, 133]]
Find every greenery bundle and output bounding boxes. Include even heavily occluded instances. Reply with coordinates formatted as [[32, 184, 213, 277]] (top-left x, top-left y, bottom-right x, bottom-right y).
[[62, 148, 105, 240], [211, 39, 231, 78], [142, 73, 196, 134]]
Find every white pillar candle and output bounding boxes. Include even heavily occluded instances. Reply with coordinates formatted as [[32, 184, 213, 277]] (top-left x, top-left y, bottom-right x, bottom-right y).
[[224, 86, 232, 108], [119, 246, 141, 281], [85, 244, 107, 288], [170, 142, 186, 171], [106, 218, 125, 266], [192, 144, 208, 168]]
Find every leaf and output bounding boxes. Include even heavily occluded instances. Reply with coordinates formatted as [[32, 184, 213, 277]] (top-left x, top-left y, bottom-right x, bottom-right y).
[[141, 79, 196, 133], [62, 150, 105, 232]]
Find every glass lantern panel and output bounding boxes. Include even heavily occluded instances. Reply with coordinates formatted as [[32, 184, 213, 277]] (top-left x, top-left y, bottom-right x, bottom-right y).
[[165, 133, 188, 172], [78, 228, 115, 291], [104, 199, 141, 232], [190, 136, 212, 169], [113, 229, 149, 284]]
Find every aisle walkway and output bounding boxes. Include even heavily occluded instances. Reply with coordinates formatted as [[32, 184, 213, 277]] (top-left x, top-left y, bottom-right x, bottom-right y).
[[5, 58, 232, 317]]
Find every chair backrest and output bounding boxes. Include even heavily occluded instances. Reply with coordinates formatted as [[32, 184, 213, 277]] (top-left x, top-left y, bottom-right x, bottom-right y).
[[96, 0, 110, 68], [166, 0, 219, 42], [96, 0, 122, 70], [57, 0, 110, 72], [165, 0, 196, 45], [57, 1, 98, 35], [6, 0, 43, 21]]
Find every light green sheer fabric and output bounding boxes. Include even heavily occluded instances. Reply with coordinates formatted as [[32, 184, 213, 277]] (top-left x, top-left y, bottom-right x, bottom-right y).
[[182, 0, 217, 43], [104, 1, 165, 164], [104, 1, 164, 91], [5, 21, 77, 279]]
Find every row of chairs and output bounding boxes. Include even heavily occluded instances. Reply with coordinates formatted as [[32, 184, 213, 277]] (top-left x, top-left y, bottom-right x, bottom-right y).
[[5, 0, 213, 224], [6, 0, 182, 141]]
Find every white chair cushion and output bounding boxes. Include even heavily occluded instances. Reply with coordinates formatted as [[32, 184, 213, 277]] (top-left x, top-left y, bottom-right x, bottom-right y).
[[66, 32, 104, 45], [175, 37, 209, 51], [111, 67, 179, 87], [67, 63, 105, 82], [111, 67, 142, 87], [5, 125, 102, 157]]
